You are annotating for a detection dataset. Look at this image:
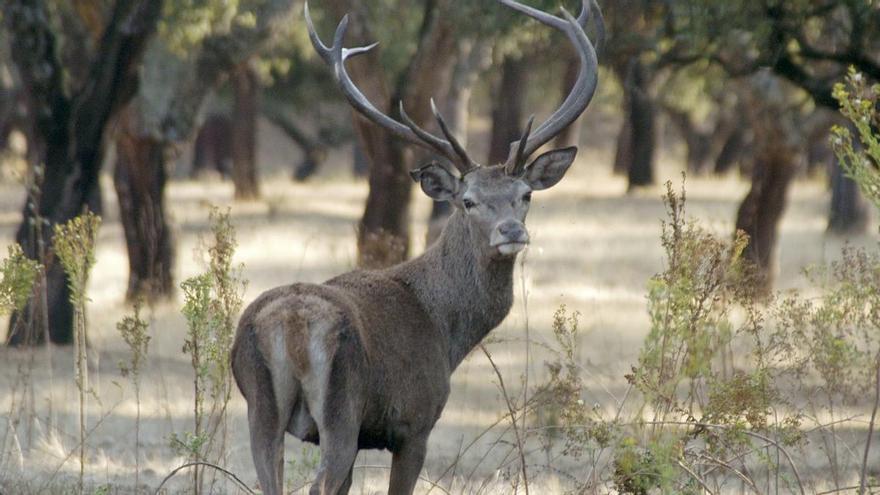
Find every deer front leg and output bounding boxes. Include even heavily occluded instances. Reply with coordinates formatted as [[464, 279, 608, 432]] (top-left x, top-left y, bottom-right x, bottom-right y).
[[388, 436, 428, 495]]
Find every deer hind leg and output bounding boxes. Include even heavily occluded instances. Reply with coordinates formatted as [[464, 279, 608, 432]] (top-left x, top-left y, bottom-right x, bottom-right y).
[[247, 394, 286, 495], [308, 423, 359, 495], [388, 436, 429, 495], [235, 320, 300, 495], [308, 335, 364, 494], [232, 322, 281, 495]]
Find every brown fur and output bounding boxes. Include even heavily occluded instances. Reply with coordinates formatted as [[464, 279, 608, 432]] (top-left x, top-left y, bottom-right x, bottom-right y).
[[231, 163, 578, 495], [233, 2, 598, 492]]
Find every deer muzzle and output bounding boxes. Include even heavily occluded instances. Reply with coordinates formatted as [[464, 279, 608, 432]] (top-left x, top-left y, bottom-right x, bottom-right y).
[[491, 220, 530, 256]]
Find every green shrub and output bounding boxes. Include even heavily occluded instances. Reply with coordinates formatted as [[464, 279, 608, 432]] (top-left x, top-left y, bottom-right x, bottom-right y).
[[172, 207, 246, 494]]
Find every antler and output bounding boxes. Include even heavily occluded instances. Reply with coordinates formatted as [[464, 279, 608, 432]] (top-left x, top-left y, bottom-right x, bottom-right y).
[[304, 3, 476, 175], [501, 0, 603, 174]]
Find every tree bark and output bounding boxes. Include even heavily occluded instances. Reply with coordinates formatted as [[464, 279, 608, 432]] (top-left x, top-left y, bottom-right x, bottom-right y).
[[734, 152, 796, 295], [231, 63, 260, 200], [488, 55, 527, 165], [828, 160, 869, 235], [6, 0, 161, 346], [625, 58, 655, 189], [664, 105, 712, 174], [114, 109, 174, 302], [191, 114, 233, 178], [613, 113, 634, 175], [714, 125, 749, 175], [261, 105, 328, 181], [733, 79, 799, 295], [323, 0, 458, 268]]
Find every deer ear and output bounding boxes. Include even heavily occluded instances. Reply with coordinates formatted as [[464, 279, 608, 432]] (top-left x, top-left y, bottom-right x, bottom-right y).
[[410, 162, 460, 201], [523, 147, 577, 190]]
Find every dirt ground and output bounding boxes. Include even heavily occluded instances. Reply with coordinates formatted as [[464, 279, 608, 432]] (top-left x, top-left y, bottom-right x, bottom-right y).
[[0, 113, 874, 493]]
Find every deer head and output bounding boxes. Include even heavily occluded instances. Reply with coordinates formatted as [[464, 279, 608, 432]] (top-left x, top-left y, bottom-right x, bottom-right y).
[[306, 0, 603, 258]]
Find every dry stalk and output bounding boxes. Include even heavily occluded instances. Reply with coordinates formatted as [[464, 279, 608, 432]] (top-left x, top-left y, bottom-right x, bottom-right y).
[[153, 461, 254, 495], [860, 353, 880, 495], [480, 344, 530, 495]]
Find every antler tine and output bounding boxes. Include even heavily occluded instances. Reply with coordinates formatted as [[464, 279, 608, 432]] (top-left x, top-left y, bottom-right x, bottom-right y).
[[430, 99, 475, 173], [574, 0, 605, 54], [505, 115, 534, 176], [499, 0, 601, 164], [304, 2, 470, 171], [398, 102, 467, 172]]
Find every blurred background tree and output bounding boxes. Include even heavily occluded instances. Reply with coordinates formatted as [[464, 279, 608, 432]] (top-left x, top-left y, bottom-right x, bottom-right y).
[[113, 0, 298, 303], [3, 0, 162, 345], [1, 0, 879, 345]]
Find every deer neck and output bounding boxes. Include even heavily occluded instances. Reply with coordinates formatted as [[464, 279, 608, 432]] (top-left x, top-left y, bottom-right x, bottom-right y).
[[391, 209, 516, 369]]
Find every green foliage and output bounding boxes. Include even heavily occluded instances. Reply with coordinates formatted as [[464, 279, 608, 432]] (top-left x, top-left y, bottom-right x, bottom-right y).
[[160, 0, 241, 54], [175, 207, 247, 491], [116, 299, 150, 489], [612, 435, 683, 495], [53, 211, 101, 306], [536, 306, 613, 458], [777, 247, 880, 404], [0, 243, 41, 315], [52, 211, 102, 495], [832, 68, 880, 211], [629, 179, 757, 422], [117, 300, 150, 382]]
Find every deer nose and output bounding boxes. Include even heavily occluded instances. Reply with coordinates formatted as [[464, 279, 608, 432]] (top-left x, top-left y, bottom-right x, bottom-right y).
[[497, 220, 528, 243]]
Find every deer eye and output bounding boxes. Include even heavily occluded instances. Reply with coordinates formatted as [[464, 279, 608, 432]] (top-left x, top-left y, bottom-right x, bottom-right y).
[[463, 199, 476, 210], [522, 192, 532, 202]]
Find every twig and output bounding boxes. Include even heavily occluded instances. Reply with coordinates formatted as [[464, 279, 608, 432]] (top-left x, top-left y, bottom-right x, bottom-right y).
[[518, 251, 531, 491], [642, 420, 806, 495], [481, 344, 530, 495], [860, 354, 880, 495], [696, 451, 760, 493], [288, 464, 452, 495], [676, 460, 715, 494], [817, 485, 880, 495], [153, 461, 254, 495], [37, 401, 120, 492]]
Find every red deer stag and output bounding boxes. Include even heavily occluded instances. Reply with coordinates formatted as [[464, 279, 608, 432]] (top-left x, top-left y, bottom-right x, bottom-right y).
[[232, 1, 602, 493]]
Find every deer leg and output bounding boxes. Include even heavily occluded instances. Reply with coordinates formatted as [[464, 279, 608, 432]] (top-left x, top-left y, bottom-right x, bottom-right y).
[[247, 398, 286, 495], [309, 426, 359, 495], [388, 436, 428, 495]]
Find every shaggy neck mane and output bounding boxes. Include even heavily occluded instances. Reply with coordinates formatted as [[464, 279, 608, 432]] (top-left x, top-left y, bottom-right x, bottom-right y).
[[388, 209, 516, 368]]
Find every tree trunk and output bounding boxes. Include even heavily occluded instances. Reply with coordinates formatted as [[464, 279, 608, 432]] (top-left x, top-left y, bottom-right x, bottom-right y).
[[114, 110, 174, 302], [827, 159, 869, 235], [261, 104, 328, 182], [231, 63, 260, 200], [613, 114, 634, 175], [714, 125, 749, 175], [664, 105, 712, 174], [6, 0, 161, 346], [324, 0, 457, 268], [488, 55, 528, 165], [734, 156, 796, 295], [351, 140, 369, 177], [625, 59, 655, 189]]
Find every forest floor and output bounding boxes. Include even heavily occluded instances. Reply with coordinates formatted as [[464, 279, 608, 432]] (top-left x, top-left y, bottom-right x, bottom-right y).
[[0, 116, 876, 493]]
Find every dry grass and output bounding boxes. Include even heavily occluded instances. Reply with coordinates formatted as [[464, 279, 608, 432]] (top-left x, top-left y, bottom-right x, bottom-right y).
[[0, 116, 874, 493]]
